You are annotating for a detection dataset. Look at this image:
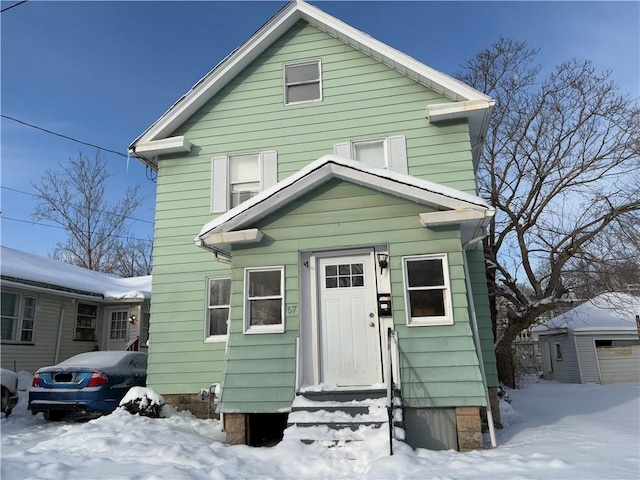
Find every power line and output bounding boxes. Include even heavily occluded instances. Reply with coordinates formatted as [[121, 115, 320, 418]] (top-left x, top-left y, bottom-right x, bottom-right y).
[[1, 185, 155, 225], [2, 216, 152, 243], [1, 0, 27, 14], [1, 113, 158, 183], [1, 114, 128, 158]]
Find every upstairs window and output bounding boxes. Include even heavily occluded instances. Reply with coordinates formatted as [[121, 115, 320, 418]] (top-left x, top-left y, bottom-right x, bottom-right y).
[[206, 277, 231, 341], [230, 153, 260, 208], [335, 135, 408, 174], [75, 303, 97, 341], [402, 254, 453, 326], [211, 151, 278, 213], [285, 60, 322, 105], [1, 291, 37, 343]]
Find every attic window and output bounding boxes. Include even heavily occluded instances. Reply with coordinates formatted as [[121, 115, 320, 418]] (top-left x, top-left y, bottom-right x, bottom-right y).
[[284, 60, 322, 105]]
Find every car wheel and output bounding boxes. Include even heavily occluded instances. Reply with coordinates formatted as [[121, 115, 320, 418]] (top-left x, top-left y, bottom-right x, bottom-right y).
[[43, 410, 67, 421], [1, 387, 11, 416]]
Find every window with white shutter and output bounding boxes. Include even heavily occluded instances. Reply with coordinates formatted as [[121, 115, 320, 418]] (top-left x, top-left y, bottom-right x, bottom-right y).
[[211, 150, 278, 213], [334, 135, 407, 174]]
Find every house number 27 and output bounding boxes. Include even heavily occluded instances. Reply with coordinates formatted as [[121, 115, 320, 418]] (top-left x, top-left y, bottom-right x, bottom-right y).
[[286, 305, 298, 315]]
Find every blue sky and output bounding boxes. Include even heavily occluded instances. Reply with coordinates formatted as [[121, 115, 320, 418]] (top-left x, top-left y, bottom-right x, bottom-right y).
[[1, 0, 638, 259]]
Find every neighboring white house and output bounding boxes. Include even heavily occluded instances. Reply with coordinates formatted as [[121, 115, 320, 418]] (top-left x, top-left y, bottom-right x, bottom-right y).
[[535, 293, 640, 384], [1, 246, 151, 374]]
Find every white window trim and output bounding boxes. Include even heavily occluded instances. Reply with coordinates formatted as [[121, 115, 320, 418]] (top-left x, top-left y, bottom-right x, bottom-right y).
[[283, 59, 323, 106], [402, 253, 454, 326], [211, 150, 278, 214], [1, 291, 37, 344], [243, 266, 285, 334], [205, 276, 231, 343]]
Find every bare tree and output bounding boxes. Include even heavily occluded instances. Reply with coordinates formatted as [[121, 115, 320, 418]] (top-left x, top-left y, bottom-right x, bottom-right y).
[[113, 236, 153, 277], [32, 151, 151, 276], [456, 37, 640, 387]]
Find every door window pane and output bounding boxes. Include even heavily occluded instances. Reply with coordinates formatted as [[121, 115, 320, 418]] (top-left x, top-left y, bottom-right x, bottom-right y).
[[325, 263, 365, 289]]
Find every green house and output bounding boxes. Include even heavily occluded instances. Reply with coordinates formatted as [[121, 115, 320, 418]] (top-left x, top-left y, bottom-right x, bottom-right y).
[[129, 0, 498, 452]]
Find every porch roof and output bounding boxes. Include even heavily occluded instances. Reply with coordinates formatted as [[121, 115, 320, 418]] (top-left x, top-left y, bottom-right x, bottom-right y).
[[195, 155, 494, 254]]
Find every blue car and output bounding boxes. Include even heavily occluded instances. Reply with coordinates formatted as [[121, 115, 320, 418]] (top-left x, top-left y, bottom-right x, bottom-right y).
[[29, 351, 147, 421]]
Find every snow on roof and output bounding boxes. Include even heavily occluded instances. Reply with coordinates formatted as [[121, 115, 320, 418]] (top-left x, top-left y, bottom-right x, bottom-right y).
[[0, 246, 151, 301], [535, 293, 640, 334], [197, 154, 493, 239]]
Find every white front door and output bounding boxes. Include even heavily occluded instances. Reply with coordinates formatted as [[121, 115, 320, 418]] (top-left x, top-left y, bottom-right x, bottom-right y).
[[317, 252, 381, 386], [105, 307, 130, 351]]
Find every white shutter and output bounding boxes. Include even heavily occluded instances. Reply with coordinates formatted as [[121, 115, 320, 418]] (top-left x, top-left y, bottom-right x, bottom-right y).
[[334, 142, 352, 159], [261, 150, 278, 190], [211, 156, 228, 213], [388, 135, 408, 174]]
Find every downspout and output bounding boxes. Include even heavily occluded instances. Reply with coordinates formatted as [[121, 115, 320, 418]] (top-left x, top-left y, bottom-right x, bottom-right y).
[[462, 245, 498, 448]]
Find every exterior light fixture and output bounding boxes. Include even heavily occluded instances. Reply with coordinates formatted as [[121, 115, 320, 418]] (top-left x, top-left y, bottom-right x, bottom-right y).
[[377, 253, 389, 269], [129, 314, 137, 324]]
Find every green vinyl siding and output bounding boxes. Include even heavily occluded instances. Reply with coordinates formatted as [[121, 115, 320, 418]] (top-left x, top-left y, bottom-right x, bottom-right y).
[[217, 180, 486, 412], [146, 21, 491, 401]]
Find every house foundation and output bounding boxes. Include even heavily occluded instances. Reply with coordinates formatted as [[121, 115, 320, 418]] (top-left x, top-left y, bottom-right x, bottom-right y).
[[455, 406, 483, 451], [162, 394, 217, 419]]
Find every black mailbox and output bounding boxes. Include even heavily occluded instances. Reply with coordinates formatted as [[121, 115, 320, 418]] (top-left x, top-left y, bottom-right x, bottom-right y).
[[377, 293, 392, 317]]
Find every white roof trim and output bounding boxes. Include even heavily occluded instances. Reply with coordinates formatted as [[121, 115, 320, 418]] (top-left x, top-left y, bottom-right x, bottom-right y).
[[419, 209, 492, 227], [130, 0, 492, 156], [195, 155, 493, 243]]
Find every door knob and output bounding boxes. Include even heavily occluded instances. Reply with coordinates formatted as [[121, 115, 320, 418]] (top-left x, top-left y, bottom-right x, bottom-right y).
[[369, 312, 374, 318]]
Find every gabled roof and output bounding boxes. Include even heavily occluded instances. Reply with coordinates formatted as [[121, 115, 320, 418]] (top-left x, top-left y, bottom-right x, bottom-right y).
[[195, 155, 494, 254], [129, 0, 493, 167], [534, 293, 640, 334], [0, 246, 151, 301]]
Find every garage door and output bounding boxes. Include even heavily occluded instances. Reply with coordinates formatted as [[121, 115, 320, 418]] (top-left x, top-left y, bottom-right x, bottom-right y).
[[596, 346, 640, 384]]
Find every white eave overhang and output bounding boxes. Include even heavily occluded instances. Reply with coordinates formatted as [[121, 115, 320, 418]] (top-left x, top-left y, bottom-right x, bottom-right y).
[[129, 0, 494, 167], [195, 228, 263, 249]]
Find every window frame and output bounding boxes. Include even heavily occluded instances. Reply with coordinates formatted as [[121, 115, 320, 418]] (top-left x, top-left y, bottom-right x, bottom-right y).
[[554, 342, 563, 361], [229, 152, 261, 209], [109, 310, 129, 340], [243, 266, 285, 334], [352, 138, 389, 169], [74, 302, 98, 342], [284, 59, 322, 106], [402, 253, 454, 326], [1, 291, 37, 344], [205, 276, 232, 342]]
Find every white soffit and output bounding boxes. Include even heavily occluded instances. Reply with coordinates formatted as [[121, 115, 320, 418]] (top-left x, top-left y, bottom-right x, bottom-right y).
[[129, 0, 492, 154], [195, 155, 493, 243]]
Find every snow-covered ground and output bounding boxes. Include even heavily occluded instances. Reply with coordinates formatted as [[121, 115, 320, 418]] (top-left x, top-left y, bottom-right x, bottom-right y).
[[1, 375, 638, 479]]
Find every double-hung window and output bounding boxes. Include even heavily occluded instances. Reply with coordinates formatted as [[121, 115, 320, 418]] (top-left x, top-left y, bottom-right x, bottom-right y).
[[402, 254, 453, 326], [334, 135, 408, 174], [284, 60, 322, 105], [244, 266, 284, 334], [206, 277, 231, 341], [75, 303, 97, 341], [211, 151, 278, 213], [1, 291, 37, 343]]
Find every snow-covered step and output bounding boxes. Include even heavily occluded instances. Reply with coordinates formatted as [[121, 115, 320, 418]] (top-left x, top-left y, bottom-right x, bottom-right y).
[[284, 389, 405, 446]]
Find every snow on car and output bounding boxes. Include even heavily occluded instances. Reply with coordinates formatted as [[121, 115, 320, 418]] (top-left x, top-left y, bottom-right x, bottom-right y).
[[28, 351, 147, 421]]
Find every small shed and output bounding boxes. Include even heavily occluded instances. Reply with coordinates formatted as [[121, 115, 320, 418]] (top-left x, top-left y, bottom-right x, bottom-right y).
[[535, 293, 640, 384]]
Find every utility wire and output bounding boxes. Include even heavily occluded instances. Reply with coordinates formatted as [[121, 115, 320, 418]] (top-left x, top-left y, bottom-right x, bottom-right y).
[[1, 113, 158, 183], [1, 0, 27, 13], [1, 185, 155, 225], [1, 114, 128, 158]]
